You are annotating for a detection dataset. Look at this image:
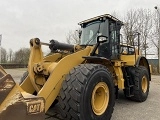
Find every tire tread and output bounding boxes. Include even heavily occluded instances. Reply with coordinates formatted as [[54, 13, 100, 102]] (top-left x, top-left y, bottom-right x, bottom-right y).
[[58, 64, 114, 120]]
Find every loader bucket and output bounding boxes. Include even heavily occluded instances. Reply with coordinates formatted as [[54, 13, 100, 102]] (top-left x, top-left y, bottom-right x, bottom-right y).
[[0, 66, 45, 120]]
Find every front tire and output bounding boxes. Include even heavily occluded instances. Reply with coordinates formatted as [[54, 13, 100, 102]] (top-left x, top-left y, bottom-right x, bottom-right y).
[[58, 64, 115, 120]]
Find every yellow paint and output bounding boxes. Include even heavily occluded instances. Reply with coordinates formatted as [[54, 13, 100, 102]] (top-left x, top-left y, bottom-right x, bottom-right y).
[[120, 55, 137, 65], [20, 76, 35, 94], [18, 38, 150, 114], [28, 38, 44, 92], [149, 65, 152, 74], [141, 76, 148, 93], [0, 84, 22, 112], [114, 61, 122, 67], [91, 82, 109, 115], [113, 66, 125, 89], [38, 47, 92, 112], [43, 53, 62, 62]]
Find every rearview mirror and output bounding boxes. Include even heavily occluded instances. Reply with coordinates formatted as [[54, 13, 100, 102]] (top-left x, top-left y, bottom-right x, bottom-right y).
[[97, 35, 108, 43]]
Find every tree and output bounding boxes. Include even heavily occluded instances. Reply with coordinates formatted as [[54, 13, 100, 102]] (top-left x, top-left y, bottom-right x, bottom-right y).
[[121, 9, 153, 57], [66, 29, 81, 44], [152, 10, 160, 58], [122, 9, 139, 45], [13, 48, 30, 64], [1, 47, 7, 63], [8, 49, 14, 63], [137, 9, 153, 57]]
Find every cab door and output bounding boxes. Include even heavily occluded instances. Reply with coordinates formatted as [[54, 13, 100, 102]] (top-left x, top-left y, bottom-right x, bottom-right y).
[[109, 20, 121, 60], [98, 19, 121, 60]]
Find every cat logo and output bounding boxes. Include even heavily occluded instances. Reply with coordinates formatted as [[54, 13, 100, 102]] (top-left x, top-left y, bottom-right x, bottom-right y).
[[28, 103, 41, 114]]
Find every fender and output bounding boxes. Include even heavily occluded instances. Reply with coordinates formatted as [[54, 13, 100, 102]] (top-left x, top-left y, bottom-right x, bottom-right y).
[[135, 56, 151, 80], [83, 56, 115, 77]]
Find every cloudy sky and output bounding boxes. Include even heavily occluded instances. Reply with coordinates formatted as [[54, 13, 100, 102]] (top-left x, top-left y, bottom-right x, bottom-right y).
[[0, 0, 159, 52]]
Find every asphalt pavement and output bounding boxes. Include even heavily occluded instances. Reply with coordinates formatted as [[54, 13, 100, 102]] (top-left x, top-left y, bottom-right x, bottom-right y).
[[4, 69, 160, 120]]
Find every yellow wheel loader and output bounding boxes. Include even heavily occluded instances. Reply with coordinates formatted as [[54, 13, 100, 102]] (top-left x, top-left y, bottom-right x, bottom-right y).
[[0, 14, 151, 120]]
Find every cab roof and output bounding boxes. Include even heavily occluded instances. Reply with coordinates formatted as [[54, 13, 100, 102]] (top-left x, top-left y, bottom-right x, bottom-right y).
[[78, 14, 122, 26]]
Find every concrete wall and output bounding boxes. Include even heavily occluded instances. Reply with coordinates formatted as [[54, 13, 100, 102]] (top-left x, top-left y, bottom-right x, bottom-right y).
[[0, 63, 27, 69]]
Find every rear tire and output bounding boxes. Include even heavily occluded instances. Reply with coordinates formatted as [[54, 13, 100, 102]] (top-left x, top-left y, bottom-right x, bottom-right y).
[[58, 64, 115, 120], [129, 66, 150, 102]]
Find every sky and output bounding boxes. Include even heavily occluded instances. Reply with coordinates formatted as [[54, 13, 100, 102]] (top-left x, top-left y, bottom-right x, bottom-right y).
[[0, 0, 159, 52]]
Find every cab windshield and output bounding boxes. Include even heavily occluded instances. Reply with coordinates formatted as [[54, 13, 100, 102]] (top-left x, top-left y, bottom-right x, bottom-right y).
[[80, 21, 105, 45]]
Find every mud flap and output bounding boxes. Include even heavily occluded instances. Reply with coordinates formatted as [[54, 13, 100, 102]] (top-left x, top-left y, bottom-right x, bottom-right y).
[[0, 66, 45, 120]]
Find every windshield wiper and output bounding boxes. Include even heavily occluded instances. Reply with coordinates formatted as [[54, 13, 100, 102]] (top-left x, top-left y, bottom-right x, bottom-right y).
[[85, 22, 101, 45]]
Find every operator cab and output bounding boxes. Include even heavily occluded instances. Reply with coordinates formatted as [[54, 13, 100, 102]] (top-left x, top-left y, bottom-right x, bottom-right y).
[[79, 14, 123, 59]]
